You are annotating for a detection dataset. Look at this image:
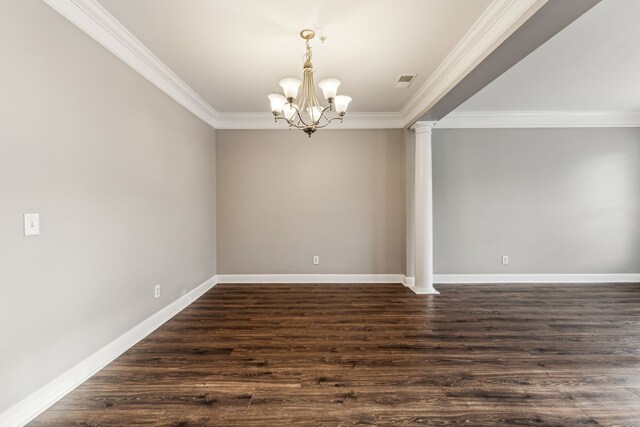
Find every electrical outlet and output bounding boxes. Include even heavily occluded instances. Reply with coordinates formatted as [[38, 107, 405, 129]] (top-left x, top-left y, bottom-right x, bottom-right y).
[[502, 255, 509, 265], [313, 256, 320, 265], [154, 284, 161, 299]]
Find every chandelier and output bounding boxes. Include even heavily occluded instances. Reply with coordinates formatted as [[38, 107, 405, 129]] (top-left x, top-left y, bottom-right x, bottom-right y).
[[268, 29, 352, 137]]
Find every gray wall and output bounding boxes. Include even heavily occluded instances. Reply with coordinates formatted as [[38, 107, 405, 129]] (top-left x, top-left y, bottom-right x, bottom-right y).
[[0, 0, 216, 413], [217, 129, 406, 275], [432, 128, 640, 274]]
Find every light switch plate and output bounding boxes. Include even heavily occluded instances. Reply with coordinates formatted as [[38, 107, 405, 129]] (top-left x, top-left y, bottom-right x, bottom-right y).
[[24, 213, 40, 236]]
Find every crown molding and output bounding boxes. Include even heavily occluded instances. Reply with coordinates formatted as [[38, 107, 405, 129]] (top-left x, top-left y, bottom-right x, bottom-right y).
[[44, 0, 551, 131], [436, 111, 640, 128], [400, 0, 547, 127], [43, 0, 219, 128], [41, 1, 640, 132], [215, 112, 405, 130]]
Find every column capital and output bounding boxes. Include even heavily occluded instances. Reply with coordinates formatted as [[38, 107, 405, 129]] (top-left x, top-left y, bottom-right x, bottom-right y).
[[411, 121, 438, 135]]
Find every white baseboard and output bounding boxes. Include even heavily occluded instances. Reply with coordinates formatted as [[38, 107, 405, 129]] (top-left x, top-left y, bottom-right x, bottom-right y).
[[216, 273, 640, 286], [0, 275, 218, 427], [216, 274, 406, 284], [434, 274, 640, 284]]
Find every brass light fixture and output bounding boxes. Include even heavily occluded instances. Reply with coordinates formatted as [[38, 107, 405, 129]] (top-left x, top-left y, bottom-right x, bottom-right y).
[[268, 29, 352, 137]]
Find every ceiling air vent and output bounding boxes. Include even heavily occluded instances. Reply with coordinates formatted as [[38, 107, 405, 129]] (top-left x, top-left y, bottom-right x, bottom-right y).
[[394, 74, 416, 88]]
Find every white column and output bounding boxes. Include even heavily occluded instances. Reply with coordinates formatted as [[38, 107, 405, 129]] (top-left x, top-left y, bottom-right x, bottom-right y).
[[411, 121, 438, 294]]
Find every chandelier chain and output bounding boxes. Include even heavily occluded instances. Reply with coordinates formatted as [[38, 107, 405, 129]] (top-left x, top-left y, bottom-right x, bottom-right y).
[[305, 39, 312, 62]]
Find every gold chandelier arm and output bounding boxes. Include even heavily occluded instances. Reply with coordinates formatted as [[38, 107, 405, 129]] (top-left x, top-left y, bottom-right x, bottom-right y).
[[291, 102, 311, 127], [278, 102, 313, 128], [314, 116, 344, 129], [315, 104, 334, 126], [275, 116, 314, 131], [278, 101, 343, 129]]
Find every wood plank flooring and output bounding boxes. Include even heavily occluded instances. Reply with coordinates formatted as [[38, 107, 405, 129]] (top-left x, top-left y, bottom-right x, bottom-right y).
[[31, 283, 640, 426]]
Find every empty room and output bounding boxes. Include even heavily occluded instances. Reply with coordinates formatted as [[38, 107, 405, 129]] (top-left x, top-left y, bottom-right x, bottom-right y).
[[2, 0, 640, 425]]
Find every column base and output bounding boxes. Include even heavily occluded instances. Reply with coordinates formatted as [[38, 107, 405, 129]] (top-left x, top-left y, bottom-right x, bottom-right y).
[[410, 287, 440, 295]]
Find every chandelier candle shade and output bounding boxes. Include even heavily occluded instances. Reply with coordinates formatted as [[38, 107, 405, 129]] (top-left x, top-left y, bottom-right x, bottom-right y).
[[268, 29, 352, 137]]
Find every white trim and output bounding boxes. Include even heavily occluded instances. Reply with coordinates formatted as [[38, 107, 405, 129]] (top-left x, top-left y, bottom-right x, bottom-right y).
[[42, 0, 219, 128], [434, 274, 640, 284], [401, 0, 547, 127], [402, 277, 440, 294], [403, 277, 415, 287], [216, 274, 405, 284], [215, 112, 405, 130], [0, 275, 218, 427], [411, 287, 440, 295], [436, 111, 640, 128]]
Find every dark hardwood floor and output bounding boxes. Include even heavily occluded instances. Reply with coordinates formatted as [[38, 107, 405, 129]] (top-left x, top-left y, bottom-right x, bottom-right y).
[[31, 283, 640, 426]]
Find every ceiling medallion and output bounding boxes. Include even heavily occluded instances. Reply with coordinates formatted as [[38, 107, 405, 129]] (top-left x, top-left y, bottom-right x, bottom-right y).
[[268, 29, 352, 137]]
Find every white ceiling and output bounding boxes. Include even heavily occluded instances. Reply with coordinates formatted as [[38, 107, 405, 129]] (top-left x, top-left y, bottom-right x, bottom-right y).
[[457, 0, 640, 112], [98, 0, 492, 113]]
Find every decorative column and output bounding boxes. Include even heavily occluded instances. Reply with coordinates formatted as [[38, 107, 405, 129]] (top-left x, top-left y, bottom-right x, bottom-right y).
[[411, 121, 439, 294]]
